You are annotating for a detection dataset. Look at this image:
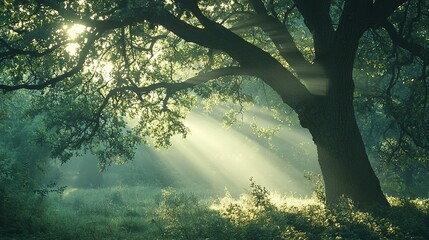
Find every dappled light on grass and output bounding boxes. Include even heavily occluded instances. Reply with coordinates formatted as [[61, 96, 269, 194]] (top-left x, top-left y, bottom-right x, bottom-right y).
[[152, 183, 429, 240], [210, 189, 320, 216], [40, 182, 429, 239]]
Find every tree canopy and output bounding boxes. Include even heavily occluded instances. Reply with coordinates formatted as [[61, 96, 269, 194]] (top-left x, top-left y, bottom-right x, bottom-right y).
[[1, 0, 428, 205]]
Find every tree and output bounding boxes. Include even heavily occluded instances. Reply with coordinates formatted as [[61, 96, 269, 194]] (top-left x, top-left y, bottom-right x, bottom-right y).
[[1, 0, 428, 206], [0, 92, 55, 234]]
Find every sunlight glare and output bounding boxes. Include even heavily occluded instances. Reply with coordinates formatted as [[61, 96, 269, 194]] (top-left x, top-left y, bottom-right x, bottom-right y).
[[65, 24, 87, 40], [65, 42, 80, 56], [63, 24, 87, 56], [99, 61, 114, 81], [82, 60, 115, 82]]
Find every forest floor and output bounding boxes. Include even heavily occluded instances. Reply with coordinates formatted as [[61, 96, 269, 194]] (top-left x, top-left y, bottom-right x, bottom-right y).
[[2, 184, 429, 240]]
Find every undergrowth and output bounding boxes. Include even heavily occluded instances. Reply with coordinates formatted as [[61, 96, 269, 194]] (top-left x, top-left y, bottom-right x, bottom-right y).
[[1, 181, 428, 239]]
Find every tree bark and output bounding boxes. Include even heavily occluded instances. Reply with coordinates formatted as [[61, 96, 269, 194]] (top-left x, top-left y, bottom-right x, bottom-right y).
[[301, 19, 390, 206], [308, 108, 390, 207], [302, 65, 390, 206]]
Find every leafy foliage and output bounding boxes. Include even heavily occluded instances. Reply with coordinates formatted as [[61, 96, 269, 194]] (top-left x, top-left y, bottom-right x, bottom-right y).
[[1, 3, 429, 240], [304, 170, 326, 203], [80, 180, 425, 240], [354, 10, 429, 196], [0, 92, 59, 236], [0, 0, 428, 219], [27, 181, 428, 240]]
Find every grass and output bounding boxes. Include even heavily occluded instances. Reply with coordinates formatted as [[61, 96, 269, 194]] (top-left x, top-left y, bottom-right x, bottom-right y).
[[2, 183, 429, 240], [39, 185, 159, 239]]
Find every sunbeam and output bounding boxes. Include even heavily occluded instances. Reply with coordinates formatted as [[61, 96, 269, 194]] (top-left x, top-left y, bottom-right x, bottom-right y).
[[56, 105, 320, 197], [137, 107, 319, 196]]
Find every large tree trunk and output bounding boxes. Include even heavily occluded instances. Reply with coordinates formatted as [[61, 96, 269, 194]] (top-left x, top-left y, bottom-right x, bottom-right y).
[[303, 68, 390, 206], [256, 58, 390, 207], [308, 108, 390, 207], [302, 25, 390, 206]]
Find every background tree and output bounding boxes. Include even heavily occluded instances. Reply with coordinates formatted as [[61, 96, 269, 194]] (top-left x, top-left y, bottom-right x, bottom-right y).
[[353, 0, 429, 197], [1, 0, 428, 206], [0, 92, 60, 235]]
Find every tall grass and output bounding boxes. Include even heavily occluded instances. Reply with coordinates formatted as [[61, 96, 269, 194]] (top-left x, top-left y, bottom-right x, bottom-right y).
[[6, 183, 428, 240]]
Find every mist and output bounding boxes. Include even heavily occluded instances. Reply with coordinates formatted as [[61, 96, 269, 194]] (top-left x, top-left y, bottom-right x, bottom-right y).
[[56, 105, 320, 197]]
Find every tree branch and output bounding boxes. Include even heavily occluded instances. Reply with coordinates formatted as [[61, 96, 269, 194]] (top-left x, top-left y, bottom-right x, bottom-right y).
[[370, 0, 409, 25], [247, 1, 308, 65], [146, 7, 314, 108], [102, 66, 254, 103], [247, 0, 325, 93], [91, 66, 254, 135], [0, 32, 100, 92], [2, 2, 315, 111], [0, 38, 64, 62], [294, 0, 334, 61], [381, 20, 429, 62]]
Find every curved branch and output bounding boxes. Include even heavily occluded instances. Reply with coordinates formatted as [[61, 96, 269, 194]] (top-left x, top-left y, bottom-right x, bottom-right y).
[[381, 20, 429, 62], [294, 0, 334, 61], [0, 32, 100, 92], [80, 66, 247, 152], [101, 66, 254, 106], [0, 38, 65, 62], [248, 1, 308, 64], [146, 7, 314, 109], [371, 0, 409, 25], [2, 2, 315, 111], [248, 0, 324, 91], [91, 66, 254, 136]]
